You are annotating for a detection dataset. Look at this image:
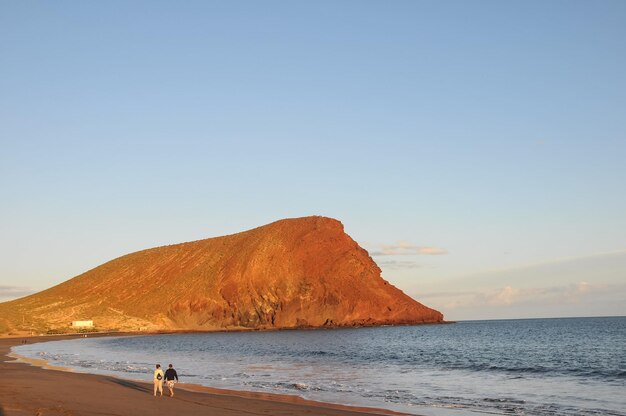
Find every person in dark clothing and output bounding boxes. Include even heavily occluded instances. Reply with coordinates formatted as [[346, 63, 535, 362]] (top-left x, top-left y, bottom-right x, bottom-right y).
[[164, 364, 179, 397]]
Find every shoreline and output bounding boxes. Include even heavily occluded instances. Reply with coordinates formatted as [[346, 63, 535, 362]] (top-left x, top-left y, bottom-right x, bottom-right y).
[[1, 333, 414, 416]]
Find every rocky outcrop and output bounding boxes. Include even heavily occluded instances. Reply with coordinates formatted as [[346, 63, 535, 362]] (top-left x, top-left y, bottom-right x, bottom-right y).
[[0, 216, 444, 333]]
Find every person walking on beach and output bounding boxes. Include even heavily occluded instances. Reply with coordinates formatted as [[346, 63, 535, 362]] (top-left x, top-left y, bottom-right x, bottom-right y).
[[153, 364, 164, 397], [164, 363, 179, 397]]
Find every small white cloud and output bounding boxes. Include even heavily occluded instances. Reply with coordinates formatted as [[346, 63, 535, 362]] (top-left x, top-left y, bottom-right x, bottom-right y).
[[377, 260, 422, 270], [0, 285, 36, 301], [417, 247, 448, 255], [419, 281, 626, 319], [563, 281, 593, 303], [479, 286, 553, 306], [368, 241, 448, 256], [577, 281, 591, 293], [434, 281, 608, 310], [487, 286, 522, 305]]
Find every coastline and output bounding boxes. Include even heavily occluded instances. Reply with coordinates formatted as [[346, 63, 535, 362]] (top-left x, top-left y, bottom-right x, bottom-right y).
[[0, 333, 413, 416]]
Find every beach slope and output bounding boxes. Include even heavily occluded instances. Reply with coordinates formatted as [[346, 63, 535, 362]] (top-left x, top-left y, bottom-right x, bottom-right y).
[[0, 335, 408, 416]]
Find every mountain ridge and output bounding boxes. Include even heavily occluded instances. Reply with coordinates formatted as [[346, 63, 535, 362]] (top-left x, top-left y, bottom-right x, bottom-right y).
[[0, 216, 444, 334]]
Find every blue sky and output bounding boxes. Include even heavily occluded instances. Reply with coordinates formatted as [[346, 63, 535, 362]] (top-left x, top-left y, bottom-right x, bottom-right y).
[[1, 1, 625, 320]]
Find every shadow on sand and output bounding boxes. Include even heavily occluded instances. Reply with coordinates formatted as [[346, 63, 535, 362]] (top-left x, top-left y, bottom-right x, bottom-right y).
[[107, 378, 150, 394]]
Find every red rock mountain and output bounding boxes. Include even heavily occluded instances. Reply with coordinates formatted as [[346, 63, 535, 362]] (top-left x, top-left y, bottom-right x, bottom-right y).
[[0, 216, 443, 334]]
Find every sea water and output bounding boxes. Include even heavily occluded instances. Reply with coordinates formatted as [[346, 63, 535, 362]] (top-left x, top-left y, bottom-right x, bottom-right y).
[[12, 317, 626, 415]]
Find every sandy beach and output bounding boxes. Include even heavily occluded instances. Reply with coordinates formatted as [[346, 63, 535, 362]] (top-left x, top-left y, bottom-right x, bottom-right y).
[[0, 334, 408, 416]]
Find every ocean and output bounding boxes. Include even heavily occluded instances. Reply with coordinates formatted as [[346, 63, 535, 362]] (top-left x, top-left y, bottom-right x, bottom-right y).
[[12, 317, 625, 416]]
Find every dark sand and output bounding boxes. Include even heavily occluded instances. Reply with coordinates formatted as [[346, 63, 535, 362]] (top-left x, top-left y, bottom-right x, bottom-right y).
[[0, 334, 409, 416]]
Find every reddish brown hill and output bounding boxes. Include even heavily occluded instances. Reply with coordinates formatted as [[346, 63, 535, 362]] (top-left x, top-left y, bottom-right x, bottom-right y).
[[0, 216, 443, 334]]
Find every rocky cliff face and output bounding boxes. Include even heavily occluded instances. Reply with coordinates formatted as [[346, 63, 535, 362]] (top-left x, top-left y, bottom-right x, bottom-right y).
[[0, 216, 443, 333]]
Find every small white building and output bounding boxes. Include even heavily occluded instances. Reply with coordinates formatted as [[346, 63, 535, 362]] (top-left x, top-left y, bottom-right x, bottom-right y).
[[71, 320, 94, 328]]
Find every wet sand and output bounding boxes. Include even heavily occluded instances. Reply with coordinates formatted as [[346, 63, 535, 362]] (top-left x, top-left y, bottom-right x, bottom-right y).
[[0, 334, 410, 416]]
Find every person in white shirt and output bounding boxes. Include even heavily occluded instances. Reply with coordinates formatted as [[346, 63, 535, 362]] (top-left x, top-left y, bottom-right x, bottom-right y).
[[153, 363, 164, 397]]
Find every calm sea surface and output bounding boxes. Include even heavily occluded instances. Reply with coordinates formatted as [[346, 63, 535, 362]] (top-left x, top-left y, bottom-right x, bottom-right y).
[[13, 317, 625, 416]]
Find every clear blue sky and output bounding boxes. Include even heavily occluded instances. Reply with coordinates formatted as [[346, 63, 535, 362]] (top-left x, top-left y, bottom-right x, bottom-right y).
[[1, 1, 625, 320]]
